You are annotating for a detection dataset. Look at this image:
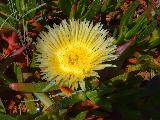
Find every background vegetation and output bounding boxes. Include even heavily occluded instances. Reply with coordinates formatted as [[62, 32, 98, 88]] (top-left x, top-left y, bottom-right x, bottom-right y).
[[0, 0, 160, 120]]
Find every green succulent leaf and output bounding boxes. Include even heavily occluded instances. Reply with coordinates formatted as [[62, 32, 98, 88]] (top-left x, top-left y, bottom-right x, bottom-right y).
[[60, 92, 87, 109], [24, 93, 37, 114], [0, 99, 6, 113], [71, 111, 87, 120], [86, 90, 112, 110], [75, 0, 88, 18], [0, 113, 16, 120], [0, 3, 12, 16], [9, 82, 58, 92], [136, 19, 157, 44], [125, 16, 148, 39], [14, 63, 23, 83], [116, 0, 125, 9], [81, 0, 100, 20], [101, 0, 116, 13], [0, 17, 16, 31], [148, 28, 160, 48], [58, 0, 72, 15], [120, 1, 139, 30]]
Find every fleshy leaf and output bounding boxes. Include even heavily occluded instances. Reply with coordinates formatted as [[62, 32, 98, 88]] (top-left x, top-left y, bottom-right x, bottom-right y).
[[81, 0, 100, 20], [0, 113, 16, 120], [24, 93, 36, 114], [9, 82, 58, 92], [60, 92, 87, 109], [72, 111, 88, 120], [0, 98, 6, 113], [14, 63, 23, 83]]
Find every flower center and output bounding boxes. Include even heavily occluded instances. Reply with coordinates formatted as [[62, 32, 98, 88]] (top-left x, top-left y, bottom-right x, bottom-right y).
[[56, 44, 93, 76], [68, 54, 79, 65]]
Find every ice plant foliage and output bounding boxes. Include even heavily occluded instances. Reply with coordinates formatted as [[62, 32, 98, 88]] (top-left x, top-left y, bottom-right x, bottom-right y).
[[35, 19, 118, 90]]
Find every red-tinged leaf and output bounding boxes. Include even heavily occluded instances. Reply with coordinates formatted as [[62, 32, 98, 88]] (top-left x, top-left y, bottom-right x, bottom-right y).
[[156, 55, 160, 63], [86, 115, 97, 120], [10, 43, 29, 57], [60, 86, 73, 97], [97, 118, 103, 120], [128, 57, 138, 64], [9, 82, 58, 92], [1, 32, 17, 44], [153, 0, 160, 8], [117, 36, 137, 55], [0, 44, 28, 73], [15, 53, 28, 68], [121, 2, 129, 14], [0, 55, 3, 61], [28, 32, 37, 38], [28, 18, 43, 30], [1, 32, 20, 51], [7, 100, 15, 112], [81, 100, 99, 109], [1, 32, 20, 56], [3, 48, 11, 56]]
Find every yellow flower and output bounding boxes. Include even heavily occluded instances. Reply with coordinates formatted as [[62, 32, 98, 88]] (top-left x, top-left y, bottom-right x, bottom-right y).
[[35, 19, 118, 90]]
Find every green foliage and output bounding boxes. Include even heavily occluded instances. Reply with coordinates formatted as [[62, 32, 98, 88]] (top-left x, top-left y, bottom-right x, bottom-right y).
[[0, 3, 11, 15], [14, 63, 23, 83], [116, 0, 125, 9], [0, 17, 17, 31], [86, 90, 112, 110], [101, 0, 116, 13], [24, 93, 37, 114], [9, 82, 58, 92], [71, 111, 87, 120], [75, 0, 88, 18], [118, 106, 141, 120], [58, 0, 100, 20], [60, 92, 87, 109], [148, 28, 160, 48], [0, 99, 6, 113], [136, 19, 157, 44], [0, 113, 16, 120], [15, 0, 40, 20], [81, 0, 100, 20], [120, 1, 139, 28], [3, 0, 22, 31], [125, 15, 147, 39], [58, 0, 72, 15], [116, 1, 139, 44], [0, 0, 45, 34], [43, 0, 58, 9]]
